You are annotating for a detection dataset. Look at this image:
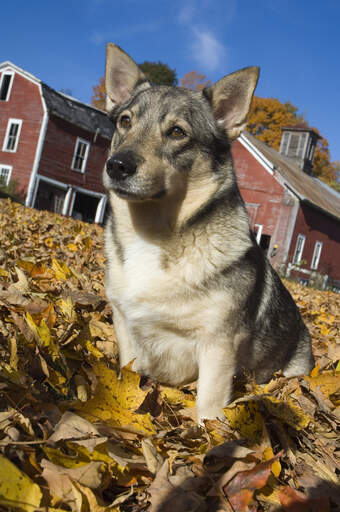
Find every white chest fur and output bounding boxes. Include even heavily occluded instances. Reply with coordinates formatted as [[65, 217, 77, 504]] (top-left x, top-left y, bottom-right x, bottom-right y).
[[106, 229, 233, 386]]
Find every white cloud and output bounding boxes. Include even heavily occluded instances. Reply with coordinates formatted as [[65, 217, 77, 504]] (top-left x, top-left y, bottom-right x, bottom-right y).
[[191, 28, 226, 72], [178, 0, 196, 24]]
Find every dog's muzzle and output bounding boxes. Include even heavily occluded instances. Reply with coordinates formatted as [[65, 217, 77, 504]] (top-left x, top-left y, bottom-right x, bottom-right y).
[[106, 151, 138, 181]]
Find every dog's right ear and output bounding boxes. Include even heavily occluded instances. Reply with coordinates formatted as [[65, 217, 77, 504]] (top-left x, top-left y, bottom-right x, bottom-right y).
[[206, 66, 259, 140], [105, 43, 148, 112]]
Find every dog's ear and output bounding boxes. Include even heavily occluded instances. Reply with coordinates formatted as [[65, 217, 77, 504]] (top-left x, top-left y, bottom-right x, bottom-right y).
[[105, 43, 148, 112], [206, 66, 259, 140]]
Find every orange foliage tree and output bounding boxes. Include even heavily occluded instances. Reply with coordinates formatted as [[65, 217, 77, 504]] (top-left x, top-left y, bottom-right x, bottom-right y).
[[91, 76, 106, 111], [248, 96, 338, 188], [180, 71, 211, 91]]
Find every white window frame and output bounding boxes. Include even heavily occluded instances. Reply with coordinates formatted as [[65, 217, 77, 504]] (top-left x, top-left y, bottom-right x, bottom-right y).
[[0, 71, 14, 101], [0, 164, 12, 186], [71, 137, 90, 173], [3, 118, 22, 152], [254, 224, 263, 244], [293, 234, 306, 264], [311, 241, 323, 270]]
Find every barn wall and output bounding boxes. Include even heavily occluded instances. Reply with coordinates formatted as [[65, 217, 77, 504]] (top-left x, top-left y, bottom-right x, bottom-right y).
[[289, 203, 340, 280], [38, 115, 109, 194], [0, 70, 43, 197], [232, 139, 297, 266]]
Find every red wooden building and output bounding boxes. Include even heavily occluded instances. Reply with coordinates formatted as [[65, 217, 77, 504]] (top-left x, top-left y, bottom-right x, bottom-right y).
[[233, 129, 340, 289], [0, 61, 113, 223], [1, 61, 339, 288]]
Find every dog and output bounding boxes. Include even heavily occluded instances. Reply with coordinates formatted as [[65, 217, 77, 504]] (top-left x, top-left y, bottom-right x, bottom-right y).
[[103, 44, 314, 424]]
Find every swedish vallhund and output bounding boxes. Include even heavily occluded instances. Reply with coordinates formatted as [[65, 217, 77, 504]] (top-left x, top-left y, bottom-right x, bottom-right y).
[[103, 44, 314, 424]]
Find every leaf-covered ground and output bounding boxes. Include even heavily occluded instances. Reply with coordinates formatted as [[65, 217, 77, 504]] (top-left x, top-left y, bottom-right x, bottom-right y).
[[0, 198, 339, 512]]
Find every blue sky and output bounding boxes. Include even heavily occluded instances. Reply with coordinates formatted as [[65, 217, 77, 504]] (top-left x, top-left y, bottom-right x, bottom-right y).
[[2, 0, 340, 162]]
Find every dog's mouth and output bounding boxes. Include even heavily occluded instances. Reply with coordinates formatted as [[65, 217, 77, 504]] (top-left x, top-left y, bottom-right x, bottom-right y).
[[113, 186, 166, 201]]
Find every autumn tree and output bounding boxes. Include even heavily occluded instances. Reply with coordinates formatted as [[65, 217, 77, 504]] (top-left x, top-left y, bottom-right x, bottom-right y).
[[248, 96, 338, 188], [180, 71, 211, 91], [91, 61, 177, 111], [91, 77, 106, 111]]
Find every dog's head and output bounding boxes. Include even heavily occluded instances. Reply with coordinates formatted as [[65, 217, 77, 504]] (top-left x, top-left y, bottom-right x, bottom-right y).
[[104, 44, 259, 202]]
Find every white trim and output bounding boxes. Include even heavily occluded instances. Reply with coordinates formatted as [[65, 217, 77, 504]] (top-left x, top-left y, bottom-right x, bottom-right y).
[[0, 71, 14, 101], [293, 234, 306, 264], [62, 186, 73, 216], [71, 137, 90, 173], [254, 224, 263, 244], [34, 174, 69, 190], [26, 81, 49, 207], [238, 133, 274, 175], [95, 195, 107, 224], [311, 241, 323, 270], [2, 118, 22, 152], [0, 164, 12, 186], [0, 62, 40, 86]]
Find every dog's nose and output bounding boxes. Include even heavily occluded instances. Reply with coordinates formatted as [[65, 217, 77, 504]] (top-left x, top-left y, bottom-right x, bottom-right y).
[[106, 151, 137, 180]]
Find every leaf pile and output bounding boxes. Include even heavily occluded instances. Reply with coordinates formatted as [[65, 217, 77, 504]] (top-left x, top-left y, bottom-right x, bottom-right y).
[[0, 198, 339, 512]]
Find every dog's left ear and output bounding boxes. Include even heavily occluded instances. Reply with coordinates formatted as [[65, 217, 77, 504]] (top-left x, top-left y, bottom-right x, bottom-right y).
[[206, 66, 259, 140], [105, 43, 148, 112]]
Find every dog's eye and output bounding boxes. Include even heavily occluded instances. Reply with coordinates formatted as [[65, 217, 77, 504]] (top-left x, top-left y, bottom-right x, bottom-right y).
[[167, 126, 186, 139], [119, 115, 131, 129]]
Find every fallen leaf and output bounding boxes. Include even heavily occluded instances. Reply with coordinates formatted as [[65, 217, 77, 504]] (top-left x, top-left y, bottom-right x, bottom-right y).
[[0, 454, 42, 512]]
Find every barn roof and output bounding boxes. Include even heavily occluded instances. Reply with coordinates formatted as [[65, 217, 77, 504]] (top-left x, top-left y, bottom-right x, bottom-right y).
[[0, 61, 114, 141], [41, 85, 114, 140], [241, 131, 340, 221]]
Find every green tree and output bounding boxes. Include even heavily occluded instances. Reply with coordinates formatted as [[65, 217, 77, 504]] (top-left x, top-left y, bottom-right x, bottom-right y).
[[138, 61, 177, 86]]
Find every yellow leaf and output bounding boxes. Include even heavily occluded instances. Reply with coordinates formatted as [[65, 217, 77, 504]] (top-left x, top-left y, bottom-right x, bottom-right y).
[[0, 454, 42, 511], [263, 447, 281, 477], [85, 340, 104, 359], [52, 258, 71, 280], [336, 361, 340, 373], [262, 395, 310, 430], [57, 297, 77, 322], [47, 368, 68, 396], [0, 267, 9, 277], [44, 237, 54, 248], [67, 243, 78, 251], [223, 401, 263, 441], [310, 365, 319, 378], [304, 370, 340, 398], [160, 386, 195, 408], [74, 362, 155, 435]]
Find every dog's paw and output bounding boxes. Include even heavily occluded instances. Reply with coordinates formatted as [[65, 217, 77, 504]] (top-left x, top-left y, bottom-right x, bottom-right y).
[[197, 405, 226, 426]]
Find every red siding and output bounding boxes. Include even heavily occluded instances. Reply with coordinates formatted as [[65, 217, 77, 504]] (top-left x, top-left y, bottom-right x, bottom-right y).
[[0, 71, 43, 197], [38, 116, 108, 194], [232, 140, 298, 267], [289, 204, 340, 280]]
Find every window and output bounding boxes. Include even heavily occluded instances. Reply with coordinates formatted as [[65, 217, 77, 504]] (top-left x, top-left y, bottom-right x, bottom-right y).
[[311, 241, 323, 270], [0, 72, 14, 101], [0, 165, 12, 186], [72, 138, 90, 173], [293, 234, 306, 264], [3, 119, 22, 152]]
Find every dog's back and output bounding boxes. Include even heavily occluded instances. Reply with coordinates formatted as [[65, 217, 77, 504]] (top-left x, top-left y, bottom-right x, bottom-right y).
[[103, 44, 314, 423]]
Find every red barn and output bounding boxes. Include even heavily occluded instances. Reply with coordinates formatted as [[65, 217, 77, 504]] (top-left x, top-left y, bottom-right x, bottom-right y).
[[0, 61, 113, 223], [233, 129, 340, 289], [1, 61, 339, 288]]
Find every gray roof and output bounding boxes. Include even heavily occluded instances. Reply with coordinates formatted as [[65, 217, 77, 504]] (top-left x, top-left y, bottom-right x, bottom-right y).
[[242, 131, 340, 221], [41, 84, 114, 140]]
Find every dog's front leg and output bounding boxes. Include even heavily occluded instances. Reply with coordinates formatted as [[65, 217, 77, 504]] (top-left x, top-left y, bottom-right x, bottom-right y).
[[196, 344, 235, 425], [112, 307, 135, 368]]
